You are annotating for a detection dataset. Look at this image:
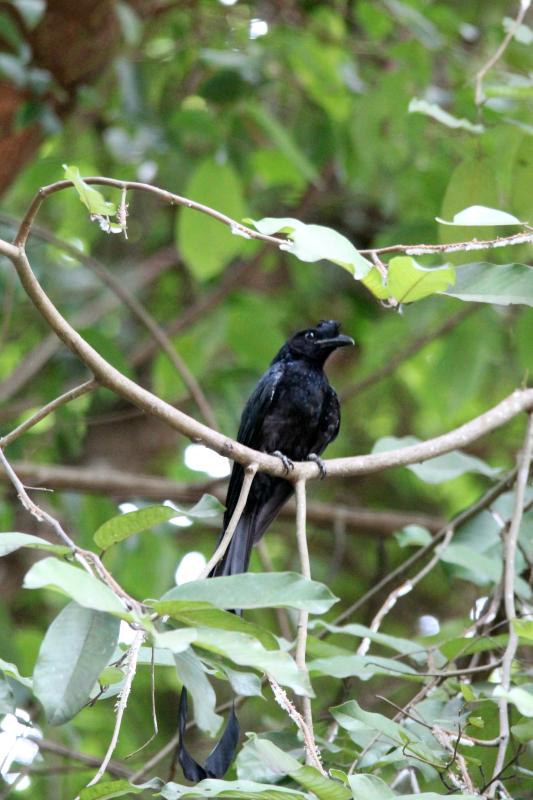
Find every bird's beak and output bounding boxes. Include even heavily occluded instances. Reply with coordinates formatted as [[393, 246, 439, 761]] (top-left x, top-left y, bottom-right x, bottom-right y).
[[318, 334, 355, 349]]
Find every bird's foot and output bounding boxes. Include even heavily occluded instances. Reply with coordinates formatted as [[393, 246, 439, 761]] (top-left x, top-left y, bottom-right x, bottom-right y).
[[272, 450, 294, 475], [308, 453, 327, 479]]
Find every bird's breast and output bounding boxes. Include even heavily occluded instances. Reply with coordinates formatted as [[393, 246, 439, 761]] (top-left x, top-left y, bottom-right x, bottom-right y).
[[261, 366, 328, 458]]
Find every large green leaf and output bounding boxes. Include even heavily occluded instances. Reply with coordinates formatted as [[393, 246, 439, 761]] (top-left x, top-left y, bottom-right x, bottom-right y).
[[372, 436, 500, 483], [23, 557, 127, 616], [244, 104, 320, 185], [348, 774, 394, 800], [445, 262, 533, 306], [177, 159, 247, 280], [249, 217, 373, 279], [436, 204, 523, 226], [162, 572, 337, 613], [239, 738, 351, 800], [331, 700, 405, 746], [151, 600, 277, 649], [93, 505, 176, 549], [33, 601, 120, 724], [0, 532, 71, 557], [174, 648, 222, 735], [386, 257, 455, 303], [190, 627, 310, 695], [161, 780, 306, 799]]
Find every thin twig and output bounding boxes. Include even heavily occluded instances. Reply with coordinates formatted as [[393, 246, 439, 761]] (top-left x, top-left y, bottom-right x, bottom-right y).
[[28, 737, 131, 779], [269, 677, 326, 775], [198, 463, 258, 578], [0, 379, 97, 447], [489, 413, 533, 797], [294, 479, 321, 769], [475, 0, 531, 106], [328, 466, 518, 630], [84, 629, 145, 790], [341, 306, 476, 401], [356, 526, 454, 657]]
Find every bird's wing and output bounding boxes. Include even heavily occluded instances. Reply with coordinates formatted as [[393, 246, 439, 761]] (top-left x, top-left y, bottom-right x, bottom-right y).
[[222, 361, 285, 528], [235, 361, 285, 448], [310, 385, 341, 455]]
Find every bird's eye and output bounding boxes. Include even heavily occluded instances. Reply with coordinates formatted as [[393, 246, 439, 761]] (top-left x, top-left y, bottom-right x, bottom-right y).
[[305, 331, 316, 341]]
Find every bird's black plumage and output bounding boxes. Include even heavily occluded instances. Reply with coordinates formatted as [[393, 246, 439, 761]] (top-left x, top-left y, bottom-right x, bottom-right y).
[[178, 319, 353, 782], [211, 319, 353, 577]]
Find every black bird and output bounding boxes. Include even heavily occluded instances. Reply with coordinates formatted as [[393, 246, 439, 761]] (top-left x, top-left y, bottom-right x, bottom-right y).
[[211, 319, 354, 577], [178, 319, 353, 782]]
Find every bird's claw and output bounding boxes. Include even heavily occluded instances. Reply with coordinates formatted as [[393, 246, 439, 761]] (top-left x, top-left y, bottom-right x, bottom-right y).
[[308, 453, 327, 479], [272, 450, 294, 475]]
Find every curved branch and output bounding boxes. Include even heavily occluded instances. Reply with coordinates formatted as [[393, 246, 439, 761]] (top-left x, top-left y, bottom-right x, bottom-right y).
[[2, 237, 532, 482]]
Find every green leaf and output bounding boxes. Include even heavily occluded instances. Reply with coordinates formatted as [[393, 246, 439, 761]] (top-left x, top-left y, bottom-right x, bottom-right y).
[[23, 557, 127, 616], [310, 621, 425, 660], [152, 629, 198, 654], [93, 505, 176, 549], [177, 159, 246, 280], [331, 700, 405, 745], [0, 658, 32, 689], [308, 653, 417, 680], [494, 686, 533, 717], [386, 257, 455, 303], [408, 98, 484, 134], [79, 780, 148, 799], [64, 165, 117, 216], [160, 779, 306, 799], [33, 601, 120, 724], [436, 205, 524, 226], [514, 619, 533, 642], [372, 435, 500, 483], [190, 627, 310, 695], [240, 739, 351, 800], [445, 263, 533, 307], [348, 774, 394, 800], [440, 544, 502, 584], [174, 648, 222, 735], [292, 766, 352, 800], [162, 572, 337, 613], [244, 104, 321, 185], [0, 674, 15, 714], [0, 532, 71, 557], [394, 525, 432, 548], [511, 718, 533, 742], [151, 600, 277, 649], [249, 218, 373, 279]]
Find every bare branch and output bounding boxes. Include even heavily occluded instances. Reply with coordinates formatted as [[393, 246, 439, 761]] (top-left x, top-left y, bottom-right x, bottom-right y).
[[475, 0, 531, 106], [0, 460, 444, 535], [489, 412, 533, 797], [3, 237, 533, 480], [0, 379, 97, 447], [269, 677, 325, 775], [84, 629, 145, 791], [294, 479, 322, 769], [356, 526, 455, 657]]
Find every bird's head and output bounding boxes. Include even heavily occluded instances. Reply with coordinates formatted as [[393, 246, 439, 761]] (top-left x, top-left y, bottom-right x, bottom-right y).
[[287, 320, 354, 364]]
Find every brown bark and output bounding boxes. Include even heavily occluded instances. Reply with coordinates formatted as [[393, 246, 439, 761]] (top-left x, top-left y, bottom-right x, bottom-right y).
[[0, 0, 122, 195]]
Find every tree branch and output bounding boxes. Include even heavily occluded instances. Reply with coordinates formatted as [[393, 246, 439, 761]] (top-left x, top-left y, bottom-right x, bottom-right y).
[[198, 462, 258, 578], [489, 412, 533, 797], [294, 479, 321, 769]]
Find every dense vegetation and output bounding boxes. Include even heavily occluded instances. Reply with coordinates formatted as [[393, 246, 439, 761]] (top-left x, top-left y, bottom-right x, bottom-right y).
[[0, 2, 532, 798]]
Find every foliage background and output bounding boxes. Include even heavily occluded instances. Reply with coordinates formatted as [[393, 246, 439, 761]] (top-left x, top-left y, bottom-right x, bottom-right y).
[[0, 1, 532, 798]]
